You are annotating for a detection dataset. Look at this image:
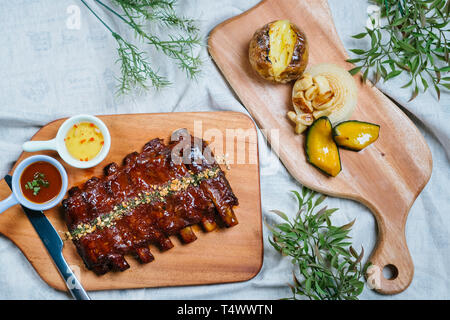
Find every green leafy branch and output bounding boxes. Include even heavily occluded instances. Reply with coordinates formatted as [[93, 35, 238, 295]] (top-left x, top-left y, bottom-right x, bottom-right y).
[[267, 188, 367, 300], [112, 0, 199, 33], [348, 0, 450, 101], [80, 0, 202, 94], [113, 32, 170, 92]]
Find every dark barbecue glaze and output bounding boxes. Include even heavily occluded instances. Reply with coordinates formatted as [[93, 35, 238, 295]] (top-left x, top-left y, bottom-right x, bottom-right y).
[[169, 131, 239, 226], [63, 135, 238, 275]]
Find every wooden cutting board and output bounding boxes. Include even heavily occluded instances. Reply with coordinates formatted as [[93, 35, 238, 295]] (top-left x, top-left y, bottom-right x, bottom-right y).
[[208, 0, 432, 294], [0, 112, 263, 291]]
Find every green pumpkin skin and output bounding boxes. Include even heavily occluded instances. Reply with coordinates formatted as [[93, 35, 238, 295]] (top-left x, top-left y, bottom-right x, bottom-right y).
[[332, 120, 380, 152]]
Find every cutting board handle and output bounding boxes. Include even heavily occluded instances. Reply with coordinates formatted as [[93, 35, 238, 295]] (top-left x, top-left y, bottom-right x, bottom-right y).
[[367, 209, 414, 295]]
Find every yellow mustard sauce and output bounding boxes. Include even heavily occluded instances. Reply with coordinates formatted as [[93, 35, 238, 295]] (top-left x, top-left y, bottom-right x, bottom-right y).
[[65, 122, 104, 162]]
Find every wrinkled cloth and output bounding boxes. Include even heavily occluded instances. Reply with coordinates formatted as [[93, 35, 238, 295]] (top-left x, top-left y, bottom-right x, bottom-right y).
[[0, 0, 448, 300]]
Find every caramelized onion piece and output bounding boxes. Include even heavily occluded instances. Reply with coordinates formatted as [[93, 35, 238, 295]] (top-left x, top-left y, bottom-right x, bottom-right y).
[[288, 64, 357, 134]]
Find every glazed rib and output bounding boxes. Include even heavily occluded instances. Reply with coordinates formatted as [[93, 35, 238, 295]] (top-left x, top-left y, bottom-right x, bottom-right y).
[[169, 129, 239, 227], [62, 134, 238, 275]]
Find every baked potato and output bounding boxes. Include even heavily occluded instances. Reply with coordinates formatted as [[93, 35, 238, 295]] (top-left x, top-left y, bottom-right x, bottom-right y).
[[248, 20, 309, 83]]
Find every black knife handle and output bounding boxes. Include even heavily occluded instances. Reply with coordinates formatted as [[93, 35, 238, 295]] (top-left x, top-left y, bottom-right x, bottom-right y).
[[4, 175, 90, 300]]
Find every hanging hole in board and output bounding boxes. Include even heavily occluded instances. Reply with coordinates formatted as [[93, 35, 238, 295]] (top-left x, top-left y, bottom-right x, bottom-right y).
[[382, 264, 398, 280]]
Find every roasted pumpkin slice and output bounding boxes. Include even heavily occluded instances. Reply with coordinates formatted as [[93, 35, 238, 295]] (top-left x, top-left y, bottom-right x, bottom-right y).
[[305, 117, 341, 177], [333, 120, 380, 151]]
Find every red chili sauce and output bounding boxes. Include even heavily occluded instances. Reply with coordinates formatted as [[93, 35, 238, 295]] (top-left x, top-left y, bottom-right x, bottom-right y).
[[20, 161, 62, 204]]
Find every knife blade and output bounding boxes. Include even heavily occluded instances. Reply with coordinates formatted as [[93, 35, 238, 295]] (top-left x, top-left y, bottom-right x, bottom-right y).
[[4, 175, 90, 300]]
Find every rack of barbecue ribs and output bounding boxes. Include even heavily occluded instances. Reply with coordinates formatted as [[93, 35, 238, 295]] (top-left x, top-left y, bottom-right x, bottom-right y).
[[62, 129, 238, 275]]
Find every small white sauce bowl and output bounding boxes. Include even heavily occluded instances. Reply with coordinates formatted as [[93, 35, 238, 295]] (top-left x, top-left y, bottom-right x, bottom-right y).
[[0, 155, 68, 213], [22, 114, 111, 169]]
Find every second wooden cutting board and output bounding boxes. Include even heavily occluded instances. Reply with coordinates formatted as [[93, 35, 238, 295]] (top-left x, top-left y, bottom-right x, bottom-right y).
[[0, 112, 262, 291], [208, 0, 433, 294]]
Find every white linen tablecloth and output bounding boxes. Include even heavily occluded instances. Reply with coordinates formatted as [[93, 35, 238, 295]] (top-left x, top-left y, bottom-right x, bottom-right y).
[[0, 0, 448, 300]]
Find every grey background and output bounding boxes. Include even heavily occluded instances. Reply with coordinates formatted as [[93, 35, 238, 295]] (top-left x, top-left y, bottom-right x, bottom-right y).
[[0, 0, 448, 299]]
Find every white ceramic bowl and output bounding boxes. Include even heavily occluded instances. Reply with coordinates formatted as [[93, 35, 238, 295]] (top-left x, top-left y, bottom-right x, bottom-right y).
[[0, 155, 68, 213], [22, 115, 111, 169]]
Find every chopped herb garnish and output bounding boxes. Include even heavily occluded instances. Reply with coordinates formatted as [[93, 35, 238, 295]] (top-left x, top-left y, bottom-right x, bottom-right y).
[[25, 172, 50, 196], [66, 167, 220, 241]]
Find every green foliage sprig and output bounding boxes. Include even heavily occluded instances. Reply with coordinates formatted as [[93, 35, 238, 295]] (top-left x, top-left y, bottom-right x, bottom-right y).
[[80, 0, 202, 94], [267, 188, 366, 300], [348, 0, 450, 101]]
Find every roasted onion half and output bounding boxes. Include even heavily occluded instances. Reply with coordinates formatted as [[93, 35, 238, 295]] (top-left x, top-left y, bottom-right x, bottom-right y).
[[288, 63, 358, 134]]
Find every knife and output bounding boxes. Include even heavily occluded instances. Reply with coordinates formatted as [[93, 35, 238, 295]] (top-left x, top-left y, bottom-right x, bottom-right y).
[[4, 175, 90, 300]]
